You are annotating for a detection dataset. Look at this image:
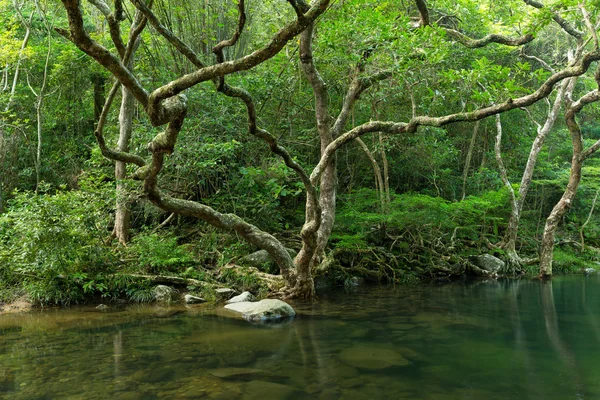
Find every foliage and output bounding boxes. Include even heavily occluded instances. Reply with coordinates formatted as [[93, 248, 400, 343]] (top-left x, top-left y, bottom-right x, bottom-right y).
[[335, 188, 509, 247], [0, 182, 114, 304], [127, 232, 196, 275], [218, 266, 269, 296], [3, 0, 600, 305], [549, 247, 600, 274]]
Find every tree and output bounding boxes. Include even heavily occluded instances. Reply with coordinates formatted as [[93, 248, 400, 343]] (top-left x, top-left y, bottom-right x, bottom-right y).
[[56, 0, 600, 298]]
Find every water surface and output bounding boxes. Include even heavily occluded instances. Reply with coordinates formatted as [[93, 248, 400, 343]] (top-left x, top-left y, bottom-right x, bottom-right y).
[[1, 276, 600, 399]]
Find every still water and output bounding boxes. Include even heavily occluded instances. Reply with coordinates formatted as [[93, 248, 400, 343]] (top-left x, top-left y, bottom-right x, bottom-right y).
[[1, 276, 600, 399]]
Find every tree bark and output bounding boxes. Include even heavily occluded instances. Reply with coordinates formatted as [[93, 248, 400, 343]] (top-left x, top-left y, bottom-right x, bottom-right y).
[[93, 75, 106, 123], [296, 19, 330, 298], [28, 0, 52, 194], [579, 188, 599, 251], [112, 13, 144, 245], [356, 137, 385, 211], [500, 82, 567, 256], [539, 83, 600, 277], [539, 142, 583, 277], [494, 115, 519, 271], [112, 83, 135, 244], [378, 133, 391, 211], [5, 10, 33, 113], [461, 120, 480, 201]]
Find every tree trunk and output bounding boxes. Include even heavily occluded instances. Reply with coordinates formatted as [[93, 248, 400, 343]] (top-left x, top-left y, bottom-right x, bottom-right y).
[[112, 84, 135, 244], [538, 155, 582, 277], [29, 0, 52, 194], [93, 75, 106, 123], [539, 83, 588, 277], [579, 188, 599, 251], [296, 19, 331, 298], [379, 134, 390, 208], [462, 120, 479, 201], [356, 137, 385, 211], [4, 11, 33, 113], [501, 82, 567, 255], [112, 12, 144, 245], [494, 114, 520, 272]]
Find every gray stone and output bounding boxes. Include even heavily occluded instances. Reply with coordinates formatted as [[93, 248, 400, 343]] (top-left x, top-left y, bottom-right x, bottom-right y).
[[184, 294, 206, 304], [226, 291, 256, 304], [471, 254, 505, 273], [240, 249, 297, 271], [224, 299, 296, 322], [215, 288, 237, 302], [154, 285, 179, 303]]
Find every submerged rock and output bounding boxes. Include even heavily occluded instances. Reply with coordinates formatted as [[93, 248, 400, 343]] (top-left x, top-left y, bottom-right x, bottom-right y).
[[184, 294, 206, 304], [224, 299, 296, 322], [242, 380, 299, 400], [226, 291, 256, 304], [209, 368, 265, 379], [470, 254, 505, 273], [215, 288, 237, 302], [0, 299, 33, 314], [154, 285, 179, 303], [338, 346, 410, 370]]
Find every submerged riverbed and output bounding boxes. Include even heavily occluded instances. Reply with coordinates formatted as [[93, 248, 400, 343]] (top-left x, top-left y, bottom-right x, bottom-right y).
[[1, 276, 599, 399]]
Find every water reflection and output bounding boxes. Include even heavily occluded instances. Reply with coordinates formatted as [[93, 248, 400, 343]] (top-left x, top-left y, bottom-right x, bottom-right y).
[[2, 276, 600, 399]]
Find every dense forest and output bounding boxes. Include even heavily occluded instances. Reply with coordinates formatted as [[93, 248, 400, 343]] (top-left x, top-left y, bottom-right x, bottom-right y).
[[2, 0, 600, 305]]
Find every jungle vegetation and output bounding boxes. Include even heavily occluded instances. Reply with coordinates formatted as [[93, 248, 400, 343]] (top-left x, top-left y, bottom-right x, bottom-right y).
[[3, 0, 600, 304]]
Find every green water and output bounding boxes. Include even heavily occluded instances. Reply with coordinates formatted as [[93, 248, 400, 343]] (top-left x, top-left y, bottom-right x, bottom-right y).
[[2, 276, 600, 399]]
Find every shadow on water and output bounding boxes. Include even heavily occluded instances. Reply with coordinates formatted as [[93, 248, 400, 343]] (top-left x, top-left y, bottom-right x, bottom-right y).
[[2, 276, 600, 399]]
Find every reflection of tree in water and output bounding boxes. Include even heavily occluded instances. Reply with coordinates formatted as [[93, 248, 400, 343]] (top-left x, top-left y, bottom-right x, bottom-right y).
[[540, 280, 584, 396]]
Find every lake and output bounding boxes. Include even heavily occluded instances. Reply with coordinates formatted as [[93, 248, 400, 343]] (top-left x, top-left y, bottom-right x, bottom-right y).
[[1, 275, 599, 399]]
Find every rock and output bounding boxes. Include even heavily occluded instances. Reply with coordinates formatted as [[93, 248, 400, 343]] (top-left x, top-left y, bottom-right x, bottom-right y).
[[470, 254, 505, 273], [226, 291, 256, 304], [215, 288, 237, 302], [241, 380, 299, 400], [338, 346, 410, 370], [96, 304, 109, 310], [184, 294, 206, 304], [117, 392, 144, 400], [319, 388, 342, 400], [584, 268, 596, 275], [0, 299, 33, 314], [209, 368, 265, 379], [153, 285, 179, 303], [239, 249, 297, 272], [224, 299, 296, 322]]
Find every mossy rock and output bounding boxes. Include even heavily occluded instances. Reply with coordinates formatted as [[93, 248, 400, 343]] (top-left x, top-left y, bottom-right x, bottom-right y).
[[338, 345, 410, 370], [239, 249, 297, 273]]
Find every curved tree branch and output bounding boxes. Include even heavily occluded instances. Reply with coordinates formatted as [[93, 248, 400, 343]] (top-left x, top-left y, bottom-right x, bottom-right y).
[[93, 7, 150, 168], [60, 0, 149, 107], [212, 0, 246, 63], [130, 0, 207, 69], [87, 0, 126, 57], [445, 29, 534, 48], [520, 48, 555, 73], [523, 0, 583, 40], [147, 0, 330, 119], [311, 49, 600, 184]]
